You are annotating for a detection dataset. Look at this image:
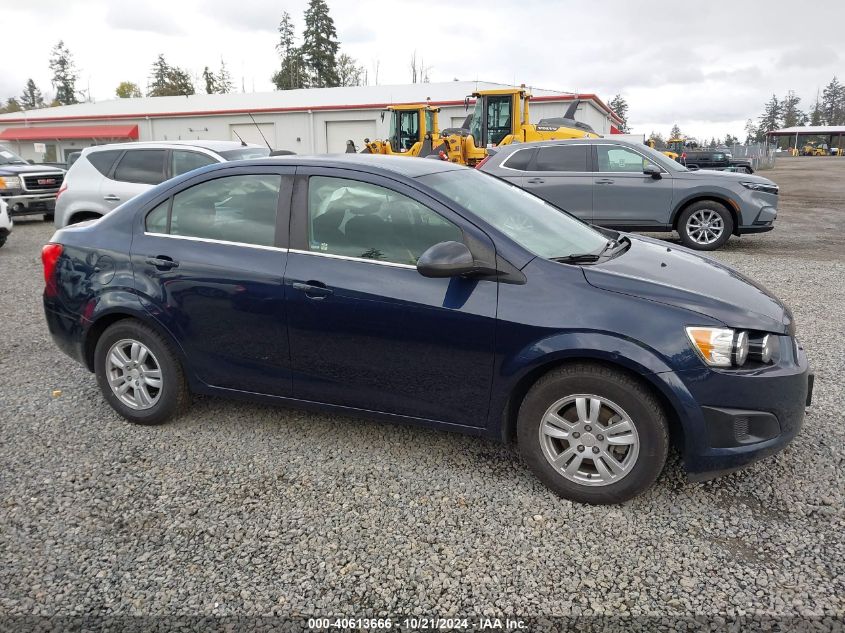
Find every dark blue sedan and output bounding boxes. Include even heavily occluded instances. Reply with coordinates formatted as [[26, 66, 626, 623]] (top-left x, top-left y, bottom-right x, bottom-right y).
[[41, 155, 812, 504]]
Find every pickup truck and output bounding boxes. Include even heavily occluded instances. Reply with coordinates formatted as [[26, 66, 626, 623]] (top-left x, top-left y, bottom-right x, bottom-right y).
[[0, 144, 66, 220], [681, 150, 754, 174]]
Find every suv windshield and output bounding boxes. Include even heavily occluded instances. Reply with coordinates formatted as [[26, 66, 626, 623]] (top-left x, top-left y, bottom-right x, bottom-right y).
[[0, 146, 29, 165], [218, 147, 272, 161], [419, 169, 608, 259]]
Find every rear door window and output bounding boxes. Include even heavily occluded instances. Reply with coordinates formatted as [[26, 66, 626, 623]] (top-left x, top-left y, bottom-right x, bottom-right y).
[[502, 148, 536, 171], [113, 150, 167, 185], [534, 145, 590, 172], [172, 150, 218, 177], [86, 150, 123, 176]]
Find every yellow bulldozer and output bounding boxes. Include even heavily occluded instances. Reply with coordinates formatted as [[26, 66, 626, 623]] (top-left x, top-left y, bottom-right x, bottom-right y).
[[357, 103, 447, 158], [438, 87, 600, 166]]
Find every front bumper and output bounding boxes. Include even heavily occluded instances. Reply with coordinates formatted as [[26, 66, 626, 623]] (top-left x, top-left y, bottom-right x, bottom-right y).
[[670, 338, 811, 478], [1, 192, 57, 215]]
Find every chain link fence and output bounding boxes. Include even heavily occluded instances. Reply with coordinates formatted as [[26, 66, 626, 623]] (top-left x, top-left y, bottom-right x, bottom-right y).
[[727, 143, 777, 170]]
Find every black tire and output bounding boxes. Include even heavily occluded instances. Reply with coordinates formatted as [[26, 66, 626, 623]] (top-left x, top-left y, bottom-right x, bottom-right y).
[[94, 319, 190, 425], [676, 200, 733, 251], [517, 363, 669, 505], [0, 237, 6, 248]]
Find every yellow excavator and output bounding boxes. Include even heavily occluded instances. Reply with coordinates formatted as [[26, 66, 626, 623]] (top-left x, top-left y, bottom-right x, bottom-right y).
[[438, 87, 600, 166], [646, 138, 679, 161], [356, 103, 447, 158]]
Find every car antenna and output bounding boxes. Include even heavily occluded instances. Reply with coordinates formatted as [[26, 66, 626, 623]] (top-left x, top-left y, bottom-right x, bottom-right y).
[[231, 129, 247, 147], [248, 112, 273, 151]]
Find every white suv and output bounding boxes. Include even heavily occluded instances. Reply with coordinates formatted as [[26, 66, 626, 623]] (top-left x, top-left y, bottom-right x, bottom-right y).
[[54, 140, 270, 227], [0, 198, 12, 248]]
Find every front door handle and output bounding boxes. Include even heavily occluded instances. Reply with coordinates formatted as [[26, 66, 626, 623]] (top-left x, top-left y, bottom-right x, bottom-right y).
[[293, 280, 333, 299], [526, 178, 545, 184], [595, 179, 615, 185], [145, 255, 179, 269], [103, 194, 121, 202]]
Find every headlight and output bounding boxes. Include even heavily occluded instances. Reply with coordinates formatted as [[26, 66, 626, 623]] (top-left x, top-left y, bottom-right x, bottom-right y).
[[740, 181, 778, 195], [748, 333, 776, 363], [686, 326, 748, 367], [0, 176, 22, 190]]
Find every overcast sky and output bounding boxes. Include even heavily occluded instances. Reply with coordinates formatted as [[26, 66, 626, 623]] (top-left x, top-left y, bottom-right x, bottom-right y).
[[5, 0, 844, 140]]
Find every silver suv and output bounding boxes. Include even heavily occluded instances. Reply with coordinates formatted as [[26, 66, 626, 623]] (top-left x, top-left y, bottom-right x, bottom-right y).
[[55, 140, 270, 227], [478, 138, 779, 250]]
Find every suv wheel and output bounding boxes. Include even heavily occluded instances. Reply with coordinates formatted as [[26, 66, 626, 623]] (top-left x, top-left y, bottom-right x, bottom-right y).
[[677, 201, 733, 251], [94, 320, 190, 425], [517, 363, 669, 504]]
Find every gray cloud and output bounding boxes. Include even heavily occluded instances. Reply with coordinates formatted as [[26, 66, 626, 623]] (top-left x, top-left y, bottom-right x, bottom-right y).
[[198, 0, 290, 32], [105, 3, 184, 35], [778, 45, 840, 69]]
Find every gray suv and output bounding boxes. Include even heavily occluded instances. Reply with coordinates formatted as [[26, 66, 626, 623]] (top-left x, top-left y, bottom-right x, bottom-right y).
[[478, 138, 779, 250], [55, 140, 270, 227]]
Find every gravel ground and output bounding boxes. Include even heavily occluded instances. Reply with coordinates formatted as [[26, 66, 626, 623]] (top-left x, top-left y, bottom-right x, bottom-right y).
[[1, 159, 843, 630]]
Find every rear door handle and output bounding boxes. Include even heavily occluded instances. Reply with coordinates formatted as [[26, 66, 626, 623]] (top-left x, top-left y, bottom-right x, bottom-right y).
[[526, 178, 545, 184], [145, 255, 179, 269], [103, 194, 121, 202], [292, 280, 333, 299], [595, 179, 615, 184]]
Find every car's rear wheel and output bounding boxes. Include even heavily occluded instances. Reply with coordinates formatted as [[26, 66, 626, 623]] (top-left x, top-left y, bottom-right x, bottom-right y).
[[0, 236, 6, 248], [94, 320, 190, 425], [517, 363, 668, 504], [677, 201, 733, 251]]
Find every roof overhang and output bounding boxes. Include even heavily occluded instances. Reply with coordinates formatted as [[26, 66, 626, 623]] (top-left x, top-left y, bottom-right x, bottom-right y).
[[766, 126, 845, 136], [0, 124, 139, 141]]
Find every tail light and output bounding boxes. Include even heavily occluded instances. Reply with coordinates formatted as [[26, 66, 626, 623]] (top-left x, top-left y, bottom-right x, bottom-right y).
[[55, 182, 68, 202], [41, 243, 63, 297]]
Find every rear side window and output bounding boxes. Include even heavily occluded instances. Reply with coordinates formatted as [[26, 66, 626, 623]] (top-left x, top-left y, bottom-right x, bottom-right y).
[[145, 200, 169, 233], [172, 150, 218, 177], [86, 150, 123, 176], [534, 145, 589, 172], [159, 174, 281, 247], [113, 150, 166, 185], [502, 148, 536, 171]]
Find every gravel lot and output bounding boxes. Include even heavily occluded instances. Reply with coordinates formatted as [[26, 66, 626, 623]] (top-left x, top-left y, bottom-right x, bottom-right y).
[[1, 158, 843, 629]]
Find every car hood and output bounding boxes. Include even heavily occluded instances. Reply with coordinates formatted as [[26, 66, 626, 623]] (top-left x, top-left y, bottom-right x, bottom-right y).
[[582, 235, 792, 334], [678, 169, 775, 186], [0, 164, 64, 175]]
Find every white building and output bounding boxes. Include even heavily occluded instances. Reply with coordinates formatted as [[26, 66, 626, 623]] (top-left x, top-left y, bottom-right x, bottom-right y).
[[0, 81, 623, 163]]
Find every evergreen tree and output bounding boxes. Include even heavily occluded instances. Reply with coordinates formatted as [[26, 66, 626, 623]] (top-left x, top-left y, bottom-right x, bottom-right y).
[[337, 53, 364, 87], [669, 124, 682, 138], [202, 66, 218, 94], [49, 40, 79, 105], [1, 98, 22, 113], [272, 11, 306, 90], [115, 81, 142, 98], [724, 133, 738, 146], [608, 94, 629, 133], [20, 79, 46, 109], [147, 54, 195, 97], [217, 59, 234, 94], [148, 54, 171, 96], [780, 90, 807, 128], [758, 94, 782, 136], [744, 118, 760, 144], [301, 0, 340, 88], [821, 76, 845, 125]]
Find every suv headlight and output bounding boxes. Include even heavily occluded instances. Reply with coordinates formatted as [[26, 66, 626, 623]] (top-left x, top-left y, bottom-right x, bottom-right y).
[[740, 181, 778, 195], [0, 176, 22, 190], [686, 326, 749, 367]]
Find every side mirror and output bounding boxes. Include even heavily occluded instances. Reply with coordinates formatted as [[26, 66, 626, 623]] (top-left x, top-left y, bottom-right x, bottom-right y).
[[417, 241, 484, 278], [643, 164, 662, 179]]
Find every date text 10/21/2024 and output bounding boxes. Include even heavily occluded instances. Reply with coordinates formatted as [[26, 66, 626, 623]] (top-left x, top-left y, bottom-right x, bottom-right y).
[[307, 617, 527, 630]]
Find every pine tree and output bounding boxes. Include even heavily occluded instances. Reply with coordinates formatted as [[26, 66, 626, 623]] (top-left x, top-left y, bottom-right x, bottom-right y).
[[301, 0, 340, 88], [202, 66, 217, 94], [1, 98, 22, 113], [148, 54, 195, 97], [148, 54, 171, 96], [669, 124, 682, 138], [49, 40, 79, 105], [724, 133, 738, 146], [272, 11, 306, 90], [821, 76, 845, 125], [608, 94, 629, 133], [20, 79, 46, 109], [217, 59, 234, 94], [758, 94, 782, 136], [780, 90, 806, 128], [115, 81, 142, 98]]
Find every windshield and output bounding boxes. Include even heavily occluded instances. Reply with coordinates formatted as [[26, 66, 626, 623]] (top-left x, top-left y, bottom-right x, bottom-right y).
[[419, 169, 609, 259], [468, 99, 483, 147], [0, 146, 28, 165], [218, 147, 272, 161]]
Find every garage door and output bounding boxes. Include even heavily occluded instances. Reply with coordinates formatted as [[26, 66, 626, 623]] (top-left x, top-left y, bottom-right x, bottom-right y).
[[326, 120, 377, 153], [451, 115, 471, 129], [230, 123, 275, 148]]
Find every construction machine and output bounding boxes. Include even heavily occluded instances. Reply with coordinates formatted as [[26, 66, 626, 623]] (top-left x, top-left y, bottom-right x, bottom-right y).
[[438, 87, 600, 166], [645, 138, 679, 161], [359, 104, 446, 157]]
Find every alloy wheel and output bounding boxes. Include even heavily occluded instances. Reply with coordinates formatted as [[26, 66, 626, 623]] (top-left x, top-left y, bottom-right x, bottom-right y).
[[538, 394, 640, 487], [685, 209, 725, 245], [105, 338, 163, 410]]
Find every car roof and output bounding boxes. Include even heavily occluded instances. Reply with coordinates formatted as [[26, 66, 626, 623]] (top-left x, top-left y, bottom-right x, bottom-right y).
[[219, 153, 467, 178], [489, 137, 644, 155], [82, 140, 264, 154]]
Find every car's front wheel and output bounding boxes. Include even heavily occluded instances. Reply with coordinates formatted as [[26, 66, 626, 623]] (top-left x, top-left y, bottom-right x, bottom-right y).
[[517, 363, 669, 504], [677, 201, 733, 250], [94, 319, 190, 425]]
